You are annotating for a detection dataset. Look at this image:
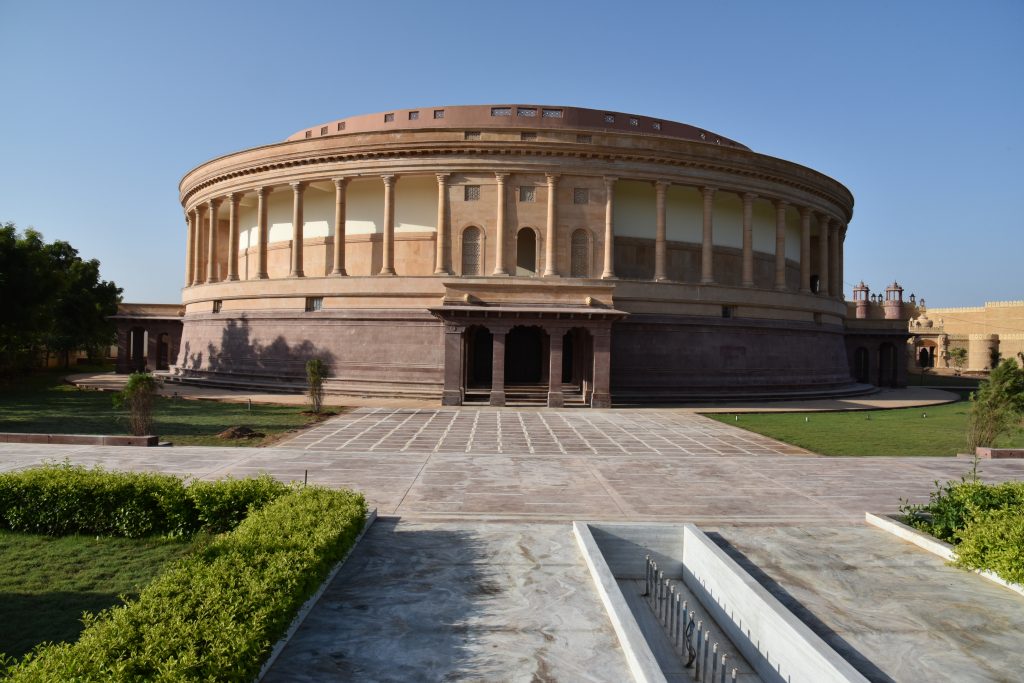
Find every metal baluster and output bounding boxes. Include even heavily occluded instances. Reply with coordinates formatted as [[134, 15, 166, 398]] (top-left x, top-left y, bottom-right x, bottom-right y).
[[701, 633, 709, 682], [719, 654, 728, 683], [694, 620, 703, 680], [658, 571, 665, 621], [710, 643, 718, 683], [644, 555, 650, 598], [730, 668, 737, 682]]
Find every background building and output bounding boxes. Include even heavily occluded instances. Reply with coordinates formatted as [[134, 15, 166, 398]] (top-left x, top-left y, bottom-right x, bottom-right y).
[[910, 300, 1024, 371], [166, 104, 906, 405]]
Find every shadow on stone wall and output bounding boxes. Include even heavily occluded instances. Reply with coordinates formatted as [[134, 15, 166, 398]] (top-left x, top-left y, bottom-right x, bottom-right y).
[[180, 317, 335, 380]]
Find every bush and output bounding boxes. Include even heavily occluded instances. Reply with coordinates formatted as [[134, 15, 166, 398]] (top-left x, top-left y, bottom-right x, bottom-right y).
[[306, 358, 326, 414], [954, 508, 1024, 585], [3, 487, 367, 682], [111, 372, 160, 436], [967, 358, 1024, 450], [0, 463, 290, 538], [901, 479, 1024, 542]]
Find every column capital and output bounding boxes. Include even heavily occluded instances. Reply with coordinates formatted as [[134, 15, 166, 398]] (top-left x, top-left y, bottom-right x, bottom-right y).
[[289, 181, 306, 192], [741, 191, 757, 202], [603, 175, 618, 187], [799, 205, 812, 218], [436, 172, 450, 185], [773, 198, 789, 209], [494, 172, 509, 184], [817, 212, 832, 227], [381, 174, 396, 187], [700, 185, 717, 197], [206, 197, 222, 209], [226, 192, 241, 205], [332, 176, 350, 189], [654, 179, 671, 191], [545, 173, 560, 185], [487, 323, 512, 335], [255, 185, 272, 198]]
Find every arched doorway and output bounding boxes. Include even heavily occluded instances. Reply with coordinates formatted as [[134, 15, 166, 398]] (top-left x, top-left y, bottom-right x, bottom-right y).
[[461, 226, 482, 276], [563, 328, 594, 401], [465, 326, 492, 389], [516, 228, 538, 276], [853, 347, 870, 384], [879, 343, 897, 387], [570, 230, 590, 278], [505, 326, 545, 384]]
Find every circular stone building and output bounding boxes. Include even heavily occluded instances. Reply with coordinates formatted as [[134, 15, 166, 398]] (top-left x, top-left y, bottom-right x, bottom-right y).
[[175, 104, 861, 407]]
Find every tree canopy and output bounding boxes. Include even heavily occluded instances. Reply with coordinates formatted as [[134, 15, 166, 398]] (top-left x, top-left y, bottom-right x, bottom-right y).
[[0, 222, 122, 374]]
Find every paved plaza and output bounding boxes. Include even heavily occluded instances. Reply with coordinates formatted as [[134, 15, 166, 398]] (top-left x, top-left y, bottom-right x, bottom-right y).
[[4, 407, 1024, 680]]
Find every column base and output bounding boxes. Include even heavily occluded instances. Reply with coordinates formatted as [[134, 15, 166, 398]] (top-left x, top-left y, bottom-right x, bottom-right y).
[[700, 277, 714, 285], [205, 278, 219, 285], [742, 280, 755, 287], [378, 269, 396, 276], [256, 272, 269, 280], [489, 390, 506, 407], [441, 390, 463, 406], [590, 393, 612, 408], [655, 275, 669, 282], [330, 269, 348, 277], [288, 271, 305, 278], [434, 269, 452, 276], [601, 273, 617, 280], [491, 271, 510, 277], [547, 391, 564, 408], [799, 287, 811, 294], [226, 275, 239, 282]]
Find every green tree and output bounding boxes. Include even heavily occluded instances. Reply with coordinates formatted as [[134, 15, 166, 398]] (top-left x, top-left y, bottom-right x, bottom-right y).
[[0, 223, 121, 374], [112, 372, 161, 435], [949, 347, 968, 375], [967, 358, 1024, 450]]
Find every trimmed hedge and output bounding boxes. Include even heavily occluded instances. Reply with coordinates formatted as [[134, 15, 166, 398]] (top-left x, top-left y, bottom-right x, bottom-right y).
[[2, 486, 367, 681], [0, 463, 290, 537], [902, 479, 1024, 585]]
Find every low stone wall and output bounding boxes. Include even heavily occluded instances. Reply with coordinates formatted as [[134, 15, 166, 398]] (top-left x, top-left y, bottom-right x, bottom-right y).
[[0, 433, 158, 446]]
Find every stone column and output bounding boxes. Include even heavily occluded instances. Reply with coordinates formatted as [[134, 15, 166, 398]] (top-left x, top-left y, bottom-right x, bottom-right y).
[[741, 193, 755, 287], [547, 328, 564, 408], [838, 225, 847, 300], [774, 200, 788, 291], [255, 187, 270, 280], [288, 182, 305, 277], [602, 176, 617, 279], [380, 175, 396, 275], [493, 173, 509, 275], [490, 325, 508, 406], [654, 181, 668, 281], [701, 186, 716, 284], [799, 206, 811, 293], [543, 174, 559, 276], [226, 192, 240, 281], [192, 206, 205, 286], [184, 212, 194, 287], [205, 198, 221, 284], [829, 223, 841, 299], [435, 174, 450, 274], [817, 213, 831, 296], [331, 177, 348, 276], [591, 329, 612, 408], [441, 324, 465, 406]]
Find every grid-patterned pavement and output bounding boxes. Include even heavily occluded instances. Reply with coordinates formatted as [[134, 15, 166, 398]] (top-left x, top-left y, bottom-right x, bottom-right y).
[[279, 407, 811, 456]]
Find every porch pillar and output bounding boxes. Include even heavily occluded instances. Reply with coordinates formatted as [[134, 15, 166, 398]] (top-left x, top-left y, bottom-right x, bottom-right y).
[[441, 324, 465, 406], [547, 327, 564, 407], [289, 182, 305, 278], [380, 174, 396, 275], [331, 177, 349, 276], [591, 329, 612, 408], [654, 180, 668, 281], [206, 198, 221, 284], [226, 192, 240, 281], [490, 325, 508, 406], [602, 176, 617, 279], [255, 187, 270, 279]]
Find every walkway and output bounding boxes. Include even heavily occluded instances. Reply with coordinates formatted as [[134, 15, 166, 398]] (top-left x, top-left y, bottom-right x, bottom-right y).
[[2, 408, 1022, 523]]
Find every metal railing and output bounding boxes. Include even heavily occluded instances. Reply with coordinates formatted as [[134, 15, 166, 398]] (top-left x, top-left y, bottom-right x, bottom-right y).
[[644, 555, 737, 683]]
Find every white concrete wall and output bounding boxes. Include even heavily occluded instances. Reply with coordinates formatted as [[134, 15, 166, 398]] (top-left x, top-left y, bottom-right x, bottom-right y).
[[665, 185, 701, 243], [395, 175, 437, 234], [751, 198, 775, 254], [785, 204, 801, 260], [613, 180, 655, 239], [714, 192, 743, 249], [344, 178, 384, 236]]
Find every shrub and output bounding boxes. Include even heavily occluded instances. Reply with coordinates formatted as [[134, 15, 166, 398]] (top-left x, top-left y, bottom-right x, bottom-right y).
[[3, 488, 367, 682], [966, 358, 1024, 450], [900, 479, 1024, 543], [305, 358, 326, 414], [0, 463, 291, 538], [954, 508, 1024, 585], [111, 372, 161, 436]]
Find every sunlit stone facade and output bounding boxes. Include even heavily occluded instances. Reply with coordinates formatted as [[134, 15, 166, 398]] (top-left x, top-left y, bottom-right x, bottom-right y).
[[174, 104, 866, 406]]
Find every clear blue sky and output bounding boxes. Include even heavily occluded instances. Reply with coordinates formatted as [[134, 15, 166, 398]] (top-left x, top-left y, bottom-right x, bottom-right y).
[[1, 0, 1020, 307]]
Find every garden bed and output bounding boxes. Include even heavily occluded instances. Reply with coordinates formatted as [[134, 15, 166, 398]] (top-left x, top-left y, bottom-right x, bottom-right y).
[[0, 463, 367, 681]]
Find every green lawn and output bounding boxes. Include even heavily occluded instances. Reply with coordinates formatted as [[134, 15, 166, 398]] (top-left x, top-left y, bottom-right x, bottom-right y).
[[705, 400, 1024, 456], [0, 532, 195, 659], [0, 369, 322, 446]]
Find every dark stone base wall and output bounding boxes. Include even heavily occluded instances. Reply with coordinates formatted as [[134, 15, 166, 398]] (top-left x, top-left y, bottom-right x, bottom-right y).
[[173, 308, 870, 401], [174, 310, 445, 397], [610, 315, 855, 400]]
